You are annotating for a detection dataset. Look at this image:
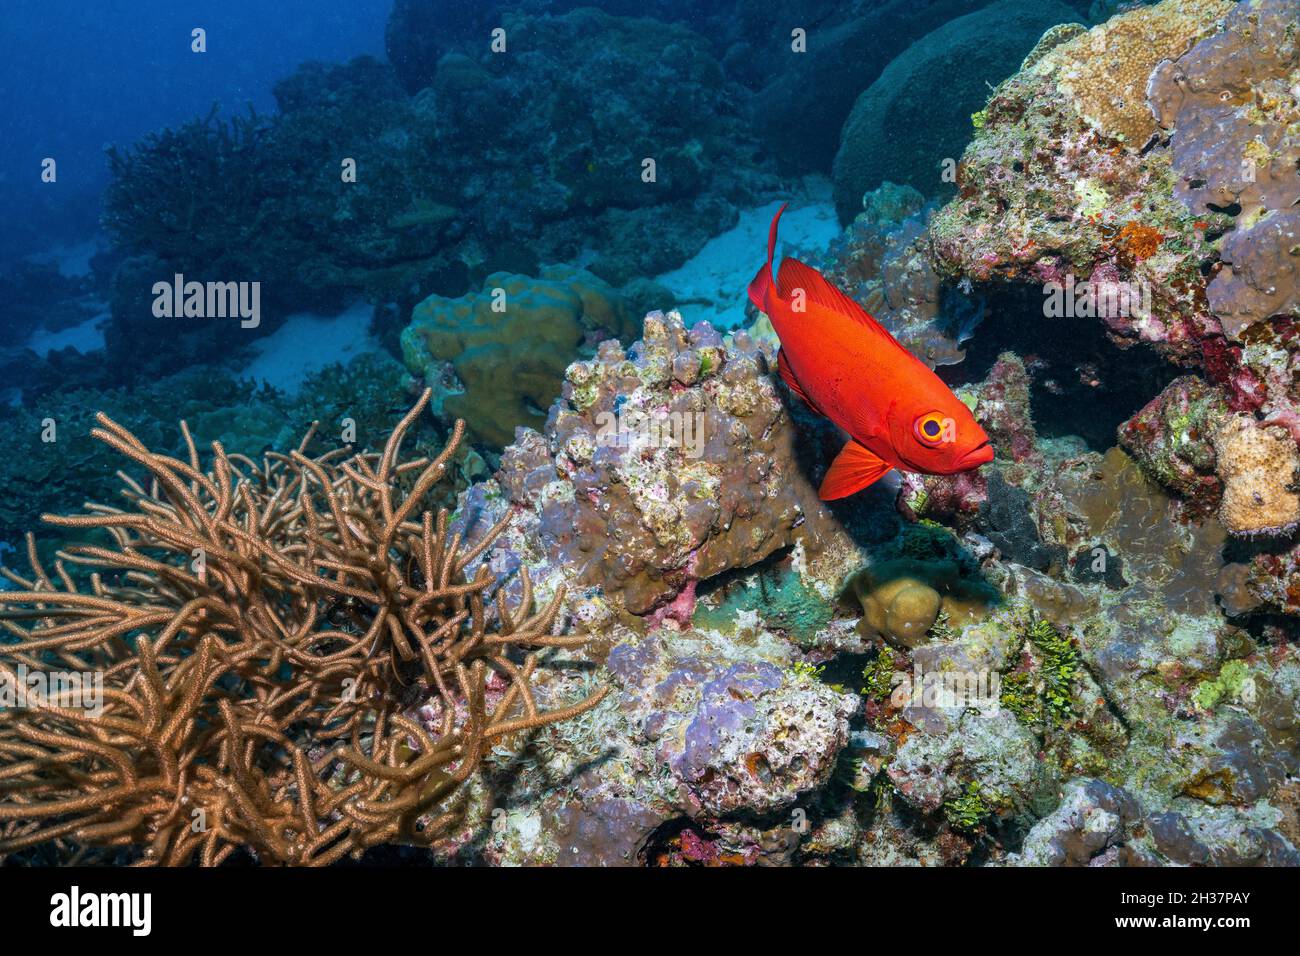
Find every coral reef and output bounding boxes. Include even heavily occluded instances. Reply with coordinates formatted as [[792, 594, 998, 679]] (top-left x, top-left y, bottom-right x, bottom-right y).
[[1149, 0, 1300, 336], [847, 557, 996, 649], [1009, 778, 1145, 865], [0, 260, 101, 346], [927, 0, 1300, 613], [1059, 0, 1234, 146], [449, 310, 852, 619], [401, 267, 638, 448], [0, 394, 604, 864], [831, 0, 1078, 220], [0, 354, 468, 552], [1213, 413, 1300, 536], [417, 303, 1299, 867], [610, 634, 857, 817], [927, 0, 1231, 358], [100, 8, 777, 382], [10, 0, 1300, 873], [1117, 375, 1228, 511], [814, 182, 988, 369], [748, 0, 1007, 173]]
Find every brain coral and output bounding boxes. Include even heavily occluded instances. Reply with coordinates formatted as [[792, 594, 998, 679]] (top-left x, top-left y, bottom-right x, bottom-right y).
[[1213, 413, 1300, 535], [1149, 0, 1300, 338], [1045, 0, 1233, 146], [401, 266, 637, 447], [848, 558, 995, 649], [830, 0, 1077, 221]]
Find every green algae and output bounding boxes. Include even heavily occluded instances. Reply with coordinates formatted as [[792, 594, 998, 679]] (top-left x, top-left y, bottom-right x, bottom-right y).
[[999, 670, 1045, 726], [1191, 659, 1251, 711], [861, 646, 898, 701], [943, 781, 993, 832], [1027, 618, 1082, 728]]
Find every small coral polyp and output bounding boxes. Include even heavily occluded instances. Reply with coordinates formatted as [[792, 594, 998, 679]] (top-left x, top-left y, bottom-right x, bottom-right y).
[[1213, 414, 1300, 536]]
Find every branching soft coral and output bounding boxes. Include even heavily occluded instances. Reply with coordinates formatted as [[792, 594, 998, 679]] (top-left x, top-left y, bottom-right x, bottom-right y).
[[0, 390, 606, 865]]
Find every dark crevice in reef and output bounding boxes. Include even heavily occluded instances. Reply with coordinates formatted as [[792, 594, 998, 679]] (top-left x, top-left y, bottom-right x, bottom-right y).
[[1232, 612, 1300, 647], [693, 545, 794, 604], [936, 281, 1181, 452]]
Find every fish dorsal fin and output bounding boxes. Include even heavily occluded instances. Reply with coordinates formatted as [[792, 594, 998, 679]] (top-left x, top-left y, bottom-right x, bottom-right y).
[[747, 202, 787, 313], [776, 348, 823, 415], [775, 257, 912, 357], [819, 439, 893, 500]]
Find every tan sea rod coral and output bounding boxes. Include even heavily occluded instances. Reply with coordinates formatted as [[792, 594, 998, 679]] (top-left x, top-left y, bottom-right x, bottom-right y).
[[0, 391, 605, 865]]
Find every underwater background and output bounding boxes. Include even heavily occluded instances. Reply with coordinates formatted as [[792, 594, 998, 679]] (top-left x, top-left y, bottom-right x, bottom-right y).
[[1, 0, 1298, 867]]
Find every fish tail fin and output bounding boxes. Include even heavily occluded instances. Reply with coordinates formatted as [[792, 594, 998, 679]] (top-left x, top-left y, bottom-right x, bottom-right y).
[[747, 201, 788, 312]]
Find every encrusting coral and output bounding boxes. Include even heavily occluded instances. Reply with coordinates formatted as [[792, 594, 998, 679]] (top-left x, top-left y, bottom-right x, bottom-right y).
[[401, 266, 638, 448], [1149, 0, 1300, 337], [847, 558, 995, 650], [0, 391, 606, 865], [1051, 0, 1233, 146], [1212, 414, 1300, 536]]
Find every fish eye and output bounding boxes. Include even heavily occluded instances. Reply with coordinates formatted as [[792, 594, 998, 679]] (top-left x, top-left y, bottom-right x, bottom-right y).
[[914, 412, 947, 445]]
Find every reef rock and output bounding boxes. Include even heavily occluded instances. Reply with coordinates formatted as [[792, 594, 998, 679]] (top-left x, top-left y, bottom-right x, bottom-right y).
[[1118, 375, 1229, 512], [831, 0, 1078, 221], [815, 182, 986, 368], [478, 614, 858, 864], [610, 630, 858, 817], [888, 709, 1049, 819], [1149, 0, 1300, 338], [451, 310, 848, 619], [927, 0, 1300, 612], [1010, 778, 1143, 866]]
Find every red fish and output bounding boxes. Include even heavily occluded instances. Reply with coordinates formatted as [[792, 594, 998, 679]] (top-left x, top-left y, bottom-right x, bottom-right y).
[[748, 203, 994, 500]]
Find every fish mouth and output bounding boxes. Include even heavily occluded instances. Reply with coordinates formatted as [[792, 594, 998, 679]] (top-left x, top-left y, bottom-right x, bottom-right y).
[[954, 440, 994, 470]]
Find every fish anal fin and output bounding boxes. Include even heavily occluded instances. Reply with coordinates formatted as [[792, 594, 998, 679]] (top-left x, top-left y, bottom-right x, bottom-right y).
[[818, 440, 893, 500], [776, 348, 820, 414]]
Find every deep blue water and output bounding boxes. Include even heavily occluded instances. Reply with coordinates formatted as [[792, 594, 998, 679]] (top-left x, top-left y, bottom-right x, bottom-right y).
[[0, 0, 391, 263]]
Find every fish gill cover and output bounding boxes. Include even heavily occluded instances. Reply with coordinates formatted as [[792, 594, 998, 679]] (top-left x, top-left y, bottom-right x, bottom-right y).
[[0, 0, 1297, 881]]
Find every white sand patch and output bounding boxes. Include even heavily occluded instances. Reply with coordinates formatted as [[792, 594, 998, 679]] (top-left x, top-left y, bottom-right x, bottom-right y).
[[240, 301, 383, 394], [25, 238, 104, 278], [654, 188, 841, 329], [26, 312, 109, 356]]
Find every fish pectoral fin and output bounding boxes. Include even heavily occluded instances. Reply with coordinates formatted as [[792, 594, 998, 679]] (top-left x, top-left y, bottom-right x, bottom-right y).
[[818, 440, 893, 500], [776, 348, 822, 414]]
